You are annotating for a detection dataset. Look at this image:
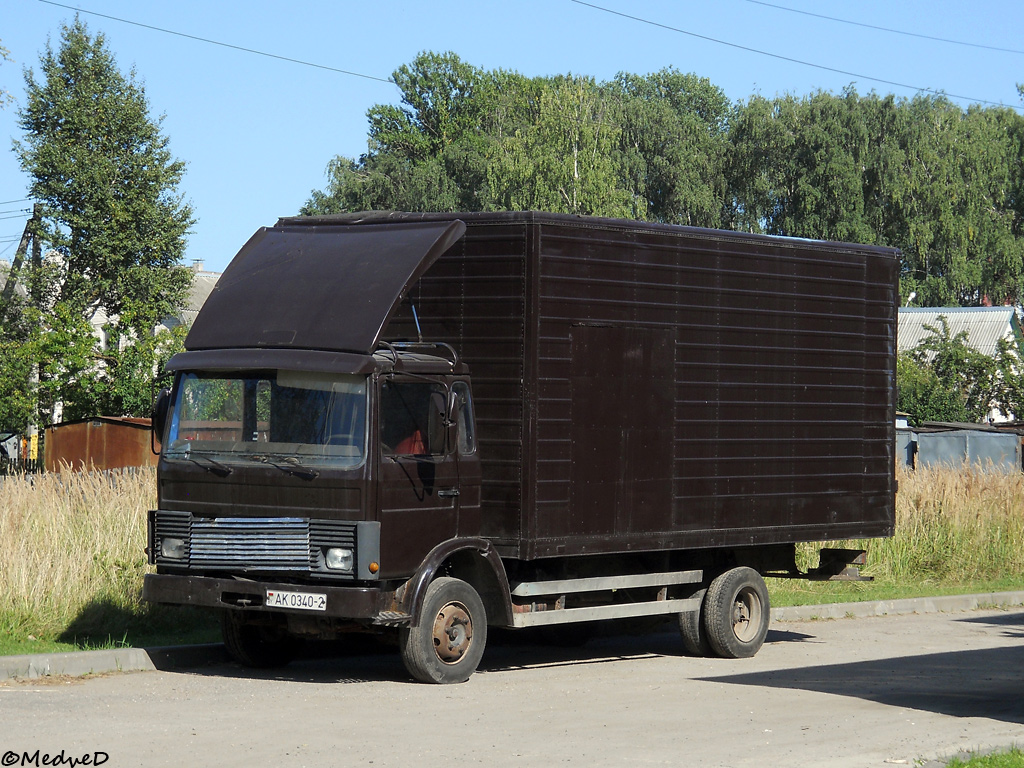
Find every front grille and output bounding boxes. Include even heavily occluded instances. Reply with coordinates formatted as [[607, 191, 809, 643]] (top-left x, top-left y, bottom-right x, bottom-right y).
[[191, 517, 310, 571], [153, 510, 361, 577]]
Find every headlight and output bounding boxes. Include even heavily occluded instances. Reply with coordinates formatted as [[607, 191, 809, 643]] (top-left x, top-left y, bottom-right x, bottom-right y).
[[160, 537, 186, 560], [325, 547, 354, 572]]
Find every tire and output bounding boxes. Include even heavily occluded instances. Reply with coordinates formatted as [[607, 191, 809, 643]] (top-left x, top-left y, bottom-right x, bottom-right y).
[[678, 589, 712, 657], [399, 577, 487, 684], [703, 567, 770, 659], [221, 611, 300, 669]]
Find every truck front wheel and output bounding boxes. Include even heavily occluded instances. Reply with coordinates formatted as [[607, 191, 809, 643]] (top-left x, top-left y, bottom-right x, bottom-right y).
[[221, 611, 299, 668], [399, 577, 487, 684], [703, 567, 770, 659]]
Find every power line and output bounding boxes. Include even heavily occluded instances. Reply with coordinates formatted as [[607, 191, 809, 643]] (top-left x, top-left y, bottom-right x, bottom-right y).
[[571, 0, 1017, 110], [0, 198, 31, 206], [741, 0, 1024, 56], [37, 0, 395, 85]]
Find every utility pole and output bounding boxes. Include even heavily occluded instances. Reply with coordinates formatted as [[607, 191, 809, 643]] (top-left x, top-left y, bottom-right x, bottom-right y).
[[0, 204, 41, 320]]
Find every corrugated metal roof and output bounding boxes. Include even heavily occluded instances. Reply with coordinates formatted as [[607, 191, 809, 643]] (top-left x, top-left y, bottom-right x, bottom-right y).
[[158, 269, 221, 330], [898, 307, 1019, 357], [180, 270, 221, 325]]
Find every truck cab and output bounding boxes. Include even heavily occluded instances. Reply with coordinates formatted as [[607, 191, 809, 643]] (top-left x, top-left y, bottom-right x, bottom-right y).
[[147, 343, 497, 679]]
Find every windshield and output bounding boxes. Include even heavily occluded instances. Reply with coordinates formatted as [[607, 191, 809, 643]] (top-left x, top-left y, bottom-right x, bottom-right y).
[[165, 370, 367, 468]]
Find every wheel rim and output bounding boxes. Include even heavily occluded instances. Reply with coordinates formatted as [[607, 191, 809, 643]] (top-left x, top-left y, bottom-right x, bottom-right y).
[[431, 600, 474, 664], [731, 587, 763, 643]]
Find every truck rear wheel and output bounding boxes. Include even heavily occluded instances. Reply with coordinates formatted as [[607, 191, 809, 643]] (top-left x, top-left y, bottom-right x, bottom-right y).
[[221, 611, 299, 668], [399, 577, 487, 684], [678, 589, 712, 656], [703, 567, 770, 659]]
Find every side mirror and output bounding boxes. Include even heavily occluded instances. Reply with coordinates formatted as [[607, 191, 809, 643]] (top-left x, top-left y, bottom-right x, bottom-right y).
[[426, 391, 447, 455], [151, 387, 171, 454]]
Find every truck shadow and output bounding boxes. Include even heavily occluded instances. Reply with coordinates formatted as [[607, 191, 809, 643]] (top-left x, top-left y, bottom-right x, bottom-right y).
[[176, 624, 815, 685], [478, 625, 815, 674], [697, 612, 1024, 725], [955, 610, 1024, 639]]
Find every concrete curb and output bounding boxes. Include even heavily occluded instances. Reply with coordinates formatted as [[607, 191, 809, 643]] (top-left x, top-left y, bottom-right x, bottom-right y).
[[0, 643, 227, 681], [4, 591, 1024, 680], [770, 590, 1024, 622]]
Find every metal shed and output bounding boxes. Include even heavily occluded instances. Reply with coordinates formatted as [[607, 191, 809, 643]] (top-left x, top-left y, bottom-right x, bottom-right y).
[[897, 422, 1023, 472], [44, 417, 157, 472]]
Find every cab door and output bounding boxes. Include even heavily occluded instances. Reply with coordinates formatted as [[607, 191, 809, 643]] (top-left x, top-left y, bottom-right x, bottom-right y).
[[377, 377, 460, 577]]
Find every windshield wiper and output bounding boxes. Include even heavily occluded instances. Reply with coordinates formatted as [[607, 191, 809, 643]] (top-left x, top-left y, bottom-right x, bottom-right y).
[[181, 451, 233, 477], [246, 454, 319, 481]]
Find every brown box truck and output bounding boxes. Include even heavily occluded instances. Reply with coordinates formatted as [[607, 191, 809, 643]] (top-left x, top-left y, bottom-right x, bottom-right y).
[[144, 211, 898, 683]]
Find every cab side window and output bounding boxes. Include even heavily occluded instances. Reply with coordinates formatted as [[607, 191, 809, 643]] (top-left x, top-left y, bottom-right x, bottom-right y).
[[381, 381, 446, 456]]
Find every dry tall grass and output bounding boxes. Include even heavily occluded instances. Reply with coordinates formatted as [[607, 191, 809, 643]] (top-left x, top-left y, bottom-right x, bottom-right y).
[[792, 465, 1024, 587], [873, 465, 1024, 583], [2, 465, 1023, 644], [0, 468, 155, 641]]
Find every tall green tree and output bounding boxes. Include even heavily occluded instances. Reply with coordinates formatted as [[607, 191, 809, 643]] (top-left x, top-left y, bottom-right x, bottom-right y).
[[896, 353, 972, 425], [6, 17, 193, 424], [303, 52, 493, 215], [303, 51, 1024, 315], [15, 18, 193, 324], [487, 75, 631, 216], [898, 316, 999, 424], [728, 89, 1024, 306], [0, 39, 14, 109], [728, 88, 874, 242], [610, 68, 731, 227], [0, 295, 41, 432]]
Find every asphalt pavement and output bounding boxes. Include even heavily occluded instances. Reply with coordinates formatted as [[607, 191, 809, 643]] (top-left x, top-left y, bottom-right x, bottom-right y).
[[3, 590, 1023, 680], [3, 598, 1024, 767]]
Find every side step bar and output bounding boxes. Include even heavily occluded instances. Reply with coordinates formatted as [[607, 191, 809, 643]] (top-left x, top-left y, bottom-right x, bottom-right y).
[[509, 569, 703, 628]]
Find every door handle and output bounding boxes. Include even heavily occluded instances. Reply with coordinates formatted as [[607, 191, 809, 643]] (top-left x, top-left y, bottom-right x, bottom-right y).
[[437, 488, 460, 498]]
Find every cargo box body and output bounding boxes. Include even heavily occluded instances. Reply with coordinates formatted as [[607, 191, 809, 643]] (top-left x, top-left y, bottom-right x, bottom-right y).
[[365, 211, 898, 560]]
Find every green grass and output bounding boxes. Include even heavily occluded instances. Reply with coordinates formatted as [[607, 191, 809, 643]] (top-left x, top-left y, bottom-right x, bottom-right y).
[[0, 605, 220, 657], [946, 748, 1024, 767], [769, 577, 1024, 608], [0, 635, 83, 656]]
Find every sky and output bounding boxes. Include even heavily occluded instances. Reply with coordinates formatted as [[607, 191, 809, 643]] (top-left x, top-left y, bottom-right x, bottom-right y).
[[1, 0, 1022, 274]]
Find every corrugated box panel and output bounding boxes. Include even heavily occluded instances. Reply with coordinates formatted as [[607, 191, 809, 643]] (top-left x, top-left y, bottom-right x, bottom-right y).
[[393, 212, 897, 560]]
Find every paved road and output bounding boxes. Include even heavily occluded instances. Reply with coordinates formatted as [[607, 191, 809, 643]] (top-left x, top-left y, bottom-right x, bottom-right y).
[[1, 608, 1022, 768]]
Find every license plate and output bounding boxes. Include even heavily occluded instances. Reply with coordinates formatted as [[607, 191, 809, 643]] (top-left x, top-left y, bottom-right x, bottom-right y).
[[265, 589, 327, 612]]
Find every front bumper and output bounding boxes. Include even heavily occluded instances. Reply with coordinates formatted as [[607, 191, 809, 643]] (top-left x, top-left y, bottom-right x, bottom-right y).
[[143, 573, 397, 621]]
